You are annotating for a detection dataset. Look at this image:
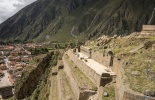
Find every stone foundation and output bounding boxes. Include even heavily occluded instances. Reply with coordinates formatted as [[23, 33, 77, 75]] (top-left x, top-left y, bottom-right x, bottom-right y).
[[67, 50, 102, 87], [63, 56, 97, 99]]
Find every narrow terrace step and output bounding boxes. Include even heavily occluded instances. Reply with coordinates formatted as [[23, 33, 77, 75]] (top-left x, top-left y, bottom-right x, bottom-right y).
[[58, 69, 76, 100], [49, 76, 58, 100]]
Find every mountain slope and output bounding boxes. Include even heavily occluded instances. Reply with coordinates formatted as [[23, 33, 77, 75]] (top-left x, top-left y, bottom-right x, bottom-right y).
[[0, 0, 155, 43]]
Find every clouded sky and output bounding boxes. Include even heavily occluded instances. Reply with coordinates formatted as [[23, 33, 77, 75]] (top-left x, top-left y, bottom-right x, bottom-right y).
[[0, 0, 36, 23]]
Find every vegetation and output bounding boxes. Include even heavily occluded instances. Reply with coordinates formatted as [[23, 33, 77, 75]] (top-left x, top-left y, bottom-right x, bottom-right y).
[[28, 48, 48, 55], [90, 34, 155, 94], [5, 97, 14, 100], [60, 70, 75, 99], [15, 51, 59, 100], [102, 85, 115, 100], [0, 0, 155, 43], [50, 76, 58, 100], [27, 51, 59, 100]]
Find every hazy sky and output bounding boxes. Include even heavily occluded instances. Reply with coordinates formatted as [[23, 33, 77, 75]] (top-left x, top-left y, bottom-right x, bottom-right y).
[[0, 0, 36, 23]]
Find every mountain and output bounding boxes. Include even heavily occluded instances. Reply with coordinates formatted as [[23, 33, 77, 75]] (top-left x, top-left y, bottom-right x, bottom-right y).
[[0, 0, 155, 43]]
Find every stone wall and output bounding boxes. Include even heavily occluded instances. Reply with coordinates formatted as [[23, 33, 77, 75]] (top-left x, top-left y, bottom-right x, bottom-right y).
[[123, 91, 155, 100], [63, 56, 80, 99], [112, 57, 155, 100], [143, 25, 155, 31], [67, 50, 101, 87], [91, 51, 110, 67], [112, 58, 125, 100], [63, 56, 98, 100], [57, 69, 66, 100], [80, 46, 111, 67], [80, 46, 92, 58]]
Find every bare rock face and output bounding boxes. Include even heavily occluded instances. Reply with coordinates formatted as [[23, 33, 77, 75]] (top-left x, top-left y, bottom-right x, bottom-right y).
[[144, 90, 155, 97], [144, 41, 155, 49], [14, 52, 54, 100]]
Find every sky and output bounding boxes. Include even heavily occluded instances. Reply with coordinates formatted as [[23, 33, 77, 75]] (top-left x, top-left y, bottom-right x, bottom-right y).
[[0, 0, 36, 23]]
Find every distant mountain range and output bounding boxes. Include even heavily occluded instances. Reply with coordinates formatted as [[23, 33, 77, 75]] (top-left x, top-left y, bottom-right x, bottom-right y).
[[0, 0, 155, 43]]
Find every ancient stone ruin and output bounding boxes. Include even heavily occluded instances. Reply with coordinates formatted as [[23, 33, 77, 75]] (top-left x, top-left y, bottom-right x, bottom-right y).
[[49, 46, 116, 100], [141, 25, 155, 35]]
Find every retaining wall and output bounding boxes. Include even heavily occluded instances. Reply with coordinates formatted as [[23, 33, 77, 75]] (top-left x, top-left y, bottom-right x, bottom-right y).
[[63, 56, 97, 100], [112, 58, 125, 100], [123, 91, 155, 100], [67, 50, 101, 87], [142, 25, 155, 31], [80, 46, 91, 58], [112, 57, 155, 100], [91, 51, 110, 67], [63, 57, 80, 99], [57, 70, 65, 100]]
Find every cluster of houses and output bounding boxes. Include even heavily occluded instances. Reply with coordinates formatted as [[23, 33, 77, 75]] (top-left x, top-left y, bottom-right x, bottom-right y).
[[0, 43, 42, 99], [0, 43, 43, 82]]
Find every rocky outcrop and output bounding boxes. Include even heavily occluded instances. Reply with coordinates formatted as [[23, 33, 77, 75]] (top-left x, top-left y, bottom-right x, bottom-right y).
[[14, 52, 54, 100]]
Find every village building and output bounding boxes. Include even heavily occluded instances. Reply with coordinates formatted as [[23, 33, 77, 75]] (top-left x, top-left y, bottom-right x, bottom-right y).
[[0, 64, 7, 70], [0, 56, 4, 60], [4, 46, 14, 51], [0, 46, 5, 51], [0, 70, 4, 77], [9, 57, 21, 62], [0, 60, 5, 65]]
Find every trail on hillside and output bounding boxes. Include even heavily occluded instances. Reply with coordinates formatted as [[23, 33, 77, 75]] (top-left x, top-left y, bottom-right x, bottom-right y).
[[148, 8, 155, 24]]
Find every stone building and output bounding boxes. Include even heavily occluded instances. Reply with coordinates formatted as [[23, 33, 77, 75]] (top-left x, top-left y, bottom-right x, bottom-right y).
[[142, 25, 155, 33]]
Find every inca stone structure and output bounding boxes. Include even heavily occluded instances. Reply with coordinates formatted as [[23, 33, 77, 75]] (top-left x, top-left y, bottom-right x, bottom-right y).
[[141, 25, 155, 35], [142, 25, 155, 32], [49, 46, 116, 100]]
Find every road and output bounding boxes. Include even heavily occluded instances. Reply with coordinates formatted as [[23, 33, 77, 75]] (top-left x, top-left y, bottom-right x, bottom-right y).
[[4, 58, 9, 68], [0, 52, 12, 88], [0, 70, 12, 88]]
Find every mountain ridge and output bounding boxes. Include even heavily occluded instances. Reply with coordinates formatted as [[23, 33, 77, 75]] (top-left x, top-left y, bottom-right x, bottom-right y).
[[0, 0, 155, 43]]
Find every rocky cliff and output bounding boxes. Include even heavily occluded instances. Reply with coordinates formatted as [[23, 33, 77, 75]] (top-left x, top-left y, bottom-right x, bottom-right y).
[[0, 0, 155, 43], [14, 51, 58, 100]]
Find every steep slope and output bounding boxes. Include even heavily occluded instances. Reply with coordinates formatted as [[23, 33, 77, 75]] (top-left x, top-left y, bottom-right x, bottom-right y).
[[0, 0, 155, 43]]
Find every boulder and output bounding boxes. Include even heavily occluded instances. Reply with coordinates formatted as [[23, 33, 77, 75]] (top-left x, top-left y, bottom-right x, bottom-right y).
[[144, 90, 150, 96], [103, 92, 108, 97], [152, 44, 155, 50], [131, 71, 140, 76], [149, 91, 155, 97], [144, 90, 155, 97]]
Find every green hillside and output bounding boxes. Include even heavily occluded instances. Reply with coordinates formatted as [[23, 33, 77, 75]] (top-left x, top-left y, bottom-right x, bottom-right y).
[[0, 0, 155, 43]]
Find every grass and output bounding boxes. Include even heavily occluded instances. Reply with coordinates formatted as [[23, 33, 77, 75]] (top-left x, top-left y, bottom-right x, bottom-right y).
[[102, 85, 115, 100], [60, 70, 75, 99], [50, 76, 58, 100], [5, 97, 14, 100], [88, 34, 155, 94], [123, 49, 155, 93], [115, 37, 155, 93]]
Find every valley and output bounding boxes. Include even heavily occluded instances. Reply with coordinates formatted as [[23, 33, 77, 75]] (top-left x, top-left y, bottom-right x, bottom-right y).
[[0, 0, 155, 100]]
